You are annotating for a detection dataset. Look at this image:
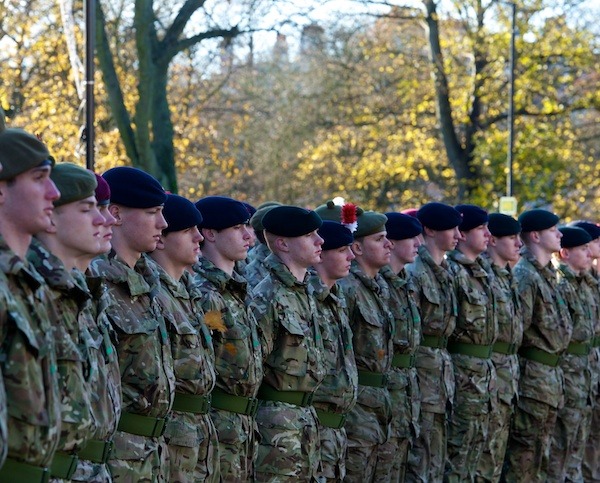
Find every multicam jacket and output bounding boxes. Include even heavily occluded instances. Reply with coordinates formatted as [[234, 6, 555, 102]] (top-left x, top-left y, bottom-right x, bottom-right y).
[[249, 253, 324, 392], [192, 257, 262, 399], [243, 243, 271, 290], [309, 275, 358, 415], [485, 257, 523, 406], [446, 251, 497, 414], [150, 261, 216, 449], [379, 265, 421, 439], [89, 251, 175, 419], [27, 239, 95, 455], [405, 244, 457, 414], [513, 247, 572, 408], [584, 270, 600, 399], [338, 262, 394, 445], [0, 235, 60, 467], [556, 263, 595, 409]]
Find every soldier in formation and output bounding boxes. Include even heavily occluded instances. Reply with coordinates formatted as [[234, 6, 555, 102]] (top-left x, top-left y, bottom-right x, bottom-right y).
[[3, 123, 600, 482]]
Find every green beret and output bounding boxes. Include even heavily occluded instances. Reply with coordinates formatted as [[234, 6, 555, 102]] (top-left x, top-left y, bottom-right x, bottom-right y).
[[518, 209, 559, 232], [251, 203, 282, 232], [51, 163, 97, 207], [263, 205, 322, 237], [0, 128, 54, 180], [315, 200, 343, 222], [354, 210, 387, 238], [488, 213, 521, 237], [559, 226, 591, 249]]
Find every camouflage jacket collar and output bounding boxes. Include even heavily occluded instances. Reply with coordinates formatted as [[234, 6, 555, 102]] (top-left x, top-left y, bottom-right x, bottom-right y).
[[582, 270, 599, 287], [103, 249, 153, 297], [379, 264, 408, 289], [448, 250, 489, 279], [350, 261, 385, 295], [154, 260, 189, 300], [556, 261, 582, 283], [264, 252, 308, 288], [418, 245, 453, 284], [521, 246, 556, 284], [85, 273, 105, 298], [0, 234, 43, 289], [194, 257, 248, 295], [251, 243, 271, 260], [309, 274, 346, 308], [27, 237, 89, 301]]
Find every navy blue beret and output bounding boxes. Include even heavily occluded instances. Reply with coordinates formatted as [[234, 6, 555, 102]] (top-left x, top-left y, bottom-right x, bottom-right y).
[[102, 167, 167, 209], [569, 221, 600, 241], [243, 202, 257, 218], [318, 221, 353, 251], [488, 213, 521, 237], [559, 226, 591, 248], [417, 202, 462, 231], [162, 194, 203, 234], [263, 206, 322, 237], [384, 212, 422, 240], [455, 204, 489, 232], [518, 209, 559, 232], [195, 196, 250, 230]]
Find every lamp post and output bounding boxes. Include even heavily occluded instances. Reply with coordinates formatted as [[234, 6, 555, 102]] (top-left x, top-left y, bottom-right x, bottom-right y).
[[85, 0, 95, 171], [506, 1, 516, 197]]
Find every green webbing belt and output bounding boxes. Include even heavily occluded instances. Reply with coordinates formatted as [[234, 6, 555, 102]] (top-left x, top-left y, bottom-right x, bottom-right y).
[[315, 408, 347, 429], [448, 341, 493, 359], [117, 412, 167, 438], [392, 352, 416, 368], [172, 392, 211, 414], [211, 387, 259, 416], [519, 347, 560, 367], [50, 451, 78, 479], [357, 370, 387, 388], [492, 341, 518, 355], [78, 439, 114, 464], [257, 384, 314, 407], [0, 458, 50, 483], [566, 341, 592, 356], [421, 334, 448, 349]]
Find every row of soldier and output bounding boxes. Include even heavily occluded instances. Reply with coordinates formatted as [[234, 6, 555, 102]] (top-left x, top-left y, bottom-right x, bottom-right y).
[[0, 124, 598, 482]]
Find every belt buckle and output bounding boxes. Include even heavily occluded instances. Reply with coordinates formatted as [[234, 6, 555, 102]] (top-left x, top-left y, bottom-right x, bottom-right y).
[[153, 418, 166, 437], [200, 395, 211, 414], [441, 336, 448, 348], [381, 374, 389, 388], [248, 397, 259, 417], [302, 392, 314, 407], [102, 440, 114, 463], [409, 353, 416, 367], [338, 413, 347, 429], [41, 467, 50, 483], [66, 455, 79, 480]]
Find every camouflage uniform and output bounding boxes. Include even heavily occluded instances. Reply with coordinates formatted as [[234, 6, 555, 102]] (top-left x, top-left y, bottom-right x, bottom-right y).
[[244, 243, 271, 290], [309, 274, 358, 482], [89, 251, 176, 482], [583, 268, 600, 482], [249, 253, 325, 481], [405, 244, 457, 483], [476, 257, 523, 483], [27, 239, 96, 482], [338, 261, 394, 482], [150, 261, 219, 483], [192, 257, 263, 482], [548, 263, 595, 481], [504, 247, 572, 482], [379, 265, 421, 483], [444, 251, 497, 482], [0, 235, 61, 480], [73, 274, 121, 483]]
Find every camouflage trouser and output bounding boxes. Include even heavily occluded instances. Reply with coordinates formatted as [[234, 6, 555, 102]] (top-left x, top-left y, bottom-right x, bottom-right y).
[[72, 459, 112, 482], [378, 436, 410, 483], [211, 409, 258, 482], [548, 403, 592, 482], [315, 424, 347, 481], [476, 398, 513, 483], [503, 397, 558, 483], [254, 401, 320, 481], [583, 392, 600, 482], [164, 412, 220, 483], [108, 430, 169, 482], [406, 411, 447, 483]]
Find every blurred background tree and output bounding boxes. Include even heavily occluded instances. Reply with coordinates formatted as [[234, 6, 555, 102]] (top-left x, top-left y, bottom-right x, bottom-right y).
[[1, 0, 598, 217]]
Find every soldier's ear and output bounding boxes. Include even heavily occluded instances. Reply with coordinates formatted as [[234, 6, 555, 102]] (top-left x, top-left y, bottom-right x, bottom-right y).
[[351, 240, 363, 256], [275, 236, 289, 252], [488, 236, 497, 247], [202, 228, 216, 243], [108, 204, 123, 226]]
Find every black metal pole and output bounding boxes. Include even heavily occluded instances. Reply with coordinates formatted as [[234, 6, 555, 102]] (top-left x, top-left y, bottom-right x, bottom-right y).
[[85, 0, 95, 171], [507, 2, 516, 197]]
